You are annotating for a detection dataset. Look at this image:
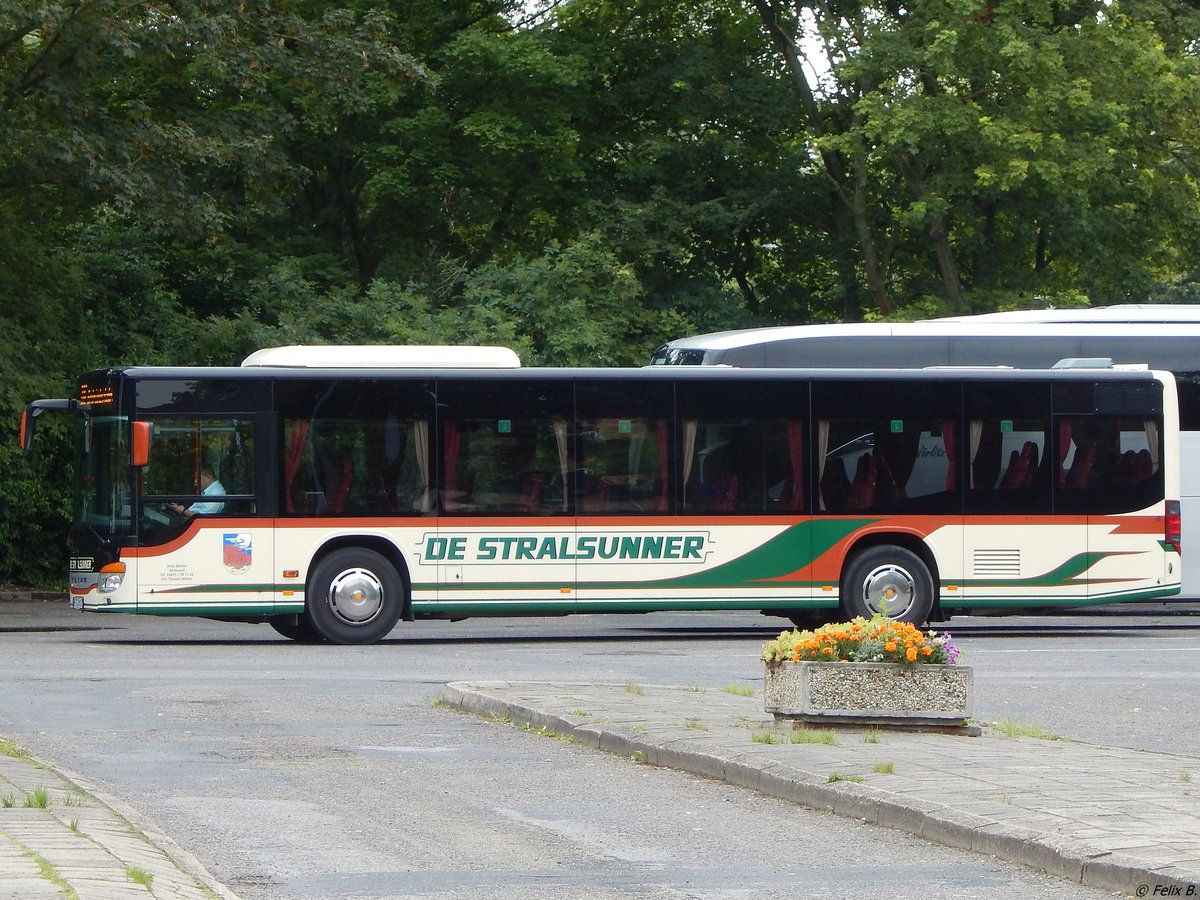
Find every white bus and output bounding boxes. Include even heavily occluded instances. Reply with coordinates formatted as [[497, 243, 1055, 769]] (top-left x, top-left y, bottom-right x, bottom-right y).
[[23, 351, 1182, 642], [651, 304, 1200, 598]]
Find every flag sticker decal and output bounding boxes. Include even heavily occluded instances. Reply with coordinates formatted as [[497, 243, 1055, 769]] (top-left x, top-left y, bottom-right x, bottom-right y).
[[223, 533, 252, 574]]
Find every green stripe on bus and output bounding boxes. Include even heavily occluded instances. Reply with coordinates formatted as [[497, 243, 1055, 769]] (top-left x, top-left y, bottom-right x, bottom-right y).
[[620, 518, 871, 590], [959, 552, 1117, 589]]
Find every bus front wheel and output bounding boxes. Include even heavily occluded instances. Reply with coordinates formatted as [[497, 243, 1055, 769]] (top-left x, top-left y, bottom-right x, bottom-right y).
[[307, 548, 405, 645], [840, 546, 933, 625]]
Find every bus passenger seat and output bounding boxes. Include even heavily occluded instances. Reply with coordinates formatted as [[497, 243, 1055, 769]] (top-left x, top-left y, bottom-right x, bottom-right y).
[[327, 459, 354, 514], [845, 453, 877, 511], [716, 475, 739, 511], [521, 475, 544, 512], [1065, 443, 1097, 490], [997, 450, 1022, 488], [1134, 449, 1154, 481], [999, 441, 1037, 489], [582, 479, 607, 512], [820, 459, 851, 512]]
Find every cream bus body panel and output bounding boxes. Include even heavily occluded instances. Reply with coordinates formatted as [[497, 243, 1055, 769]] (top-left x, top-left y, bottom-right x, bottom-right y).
[[69, 512, 1178, 619], [72, 522, 276, 615], [137, 523, 275, 614]]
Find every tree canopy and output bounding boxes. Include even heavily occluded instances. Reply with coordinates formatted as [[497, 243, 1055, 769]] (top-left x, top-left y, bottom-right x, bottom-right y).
[[4, 0, 1200, 582]]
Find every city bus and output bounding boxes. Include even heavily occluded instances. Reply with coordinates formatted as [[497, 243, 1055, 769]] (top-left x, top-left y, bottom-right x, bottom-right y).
[[22, 350, 1181, 643], [651, 305, 1200, 597]]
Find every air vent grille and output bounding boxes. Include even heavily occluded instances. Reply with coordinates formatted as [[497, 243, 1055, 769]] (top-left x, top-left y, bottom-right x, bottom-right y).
[[973, 549, 1021, 577]]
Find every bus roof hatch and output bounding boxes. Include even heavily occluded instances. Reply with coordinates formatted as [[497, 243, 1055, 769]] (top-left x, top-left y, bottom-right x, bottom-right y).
[[240, 345, 521, 369]]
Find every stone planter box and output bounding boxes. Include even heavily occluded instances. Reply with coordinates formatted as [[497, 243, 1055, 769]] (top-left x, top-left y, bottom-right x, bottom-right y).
[[764, 661, 973, 727]]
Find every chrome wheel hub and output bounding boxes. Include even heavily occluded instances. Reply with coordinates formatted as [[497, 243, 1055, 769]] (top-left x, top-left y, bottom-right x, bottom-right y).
[[860, 564, 916, 619], [326, 567, 384, 625]]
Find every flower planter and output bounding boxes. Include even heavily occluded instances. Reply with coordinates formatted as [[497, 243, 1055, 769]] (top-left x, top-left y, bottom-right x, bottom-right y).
[[763, 660, 973, 727]]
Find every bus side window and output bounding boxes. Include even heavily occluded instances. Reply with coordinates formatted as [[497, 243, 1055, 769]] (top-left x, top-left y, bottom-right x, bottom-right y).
[[575, 417, 670, 514], [575, 380, 675, 516], [817, 418, 956, 514], [681, 420, 805, 515], [442, 417, 567, 516], [965, 417, 1051, 514], [143, 417, 254, 517], [436, 380, 572, 517], [1058, 416, 1162, 514]]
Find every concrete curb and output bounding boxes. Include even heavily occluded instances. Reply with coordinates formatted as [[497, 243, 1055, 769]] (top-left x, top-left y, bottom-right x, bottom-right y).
[[48, 760, 243, 900], [441, 682, 1196, 897], [0, 591, 64, 604], [0, 742, 240, 900]]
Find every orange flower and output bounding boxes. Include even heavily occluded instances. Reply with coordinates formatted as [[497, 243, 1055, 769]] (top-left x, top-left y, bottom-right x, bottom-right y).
[[906, 647, 918, 662]]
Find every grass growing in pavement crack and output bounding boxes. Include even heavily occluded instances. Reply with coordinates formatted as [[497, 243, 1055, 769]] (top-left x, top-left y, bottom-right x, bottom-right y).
[[751, 730, 783, 744], [23, 787, 50, 809], [0, 738, 30, 760], [992, 720, 1068, 741], [827, 772, 864, 783], [126, 866, 154, 890], [790, 726, 838, 745]]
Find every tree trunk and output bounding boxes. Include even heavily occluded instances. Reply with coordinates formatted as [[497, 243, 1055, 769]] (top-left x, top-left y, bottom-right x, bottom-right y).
[[751, 0, 891, 316], [929, 213, 964, 312], [852, 140, 892, 315], [896, 152, 964, 312], [832, 198, 863, 322]]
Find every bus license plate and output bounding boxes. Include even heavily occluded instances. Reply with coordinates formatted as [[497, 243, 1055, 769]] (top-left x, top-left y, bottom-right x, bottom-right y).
[[70, 596, 83, 611]]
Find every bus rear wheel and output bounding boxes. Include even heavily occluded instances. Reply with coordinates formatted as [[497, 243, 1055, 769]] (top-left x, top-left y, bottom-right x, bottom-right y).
[[307, 548, 405, 645], [268, 614, 326, 643], [840, 545, 933, 625]]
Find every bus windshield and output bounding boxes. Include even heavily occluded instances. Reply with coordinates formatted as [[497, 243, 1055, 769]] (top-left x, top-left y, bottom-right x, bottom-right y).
[[71, 415, 134, 539]]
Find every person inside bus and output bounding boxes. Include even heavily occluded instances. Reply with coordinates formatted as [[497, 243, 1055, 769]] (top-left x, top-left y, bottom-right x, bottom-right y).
[[170, 466, 226, 517]]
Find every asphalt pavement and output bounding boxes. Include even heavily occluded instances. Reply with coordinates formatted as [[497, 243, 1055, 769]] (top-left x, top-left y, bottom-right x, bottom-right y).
[[441, 679, 1200, 898], [2, 669, 1198, 898]]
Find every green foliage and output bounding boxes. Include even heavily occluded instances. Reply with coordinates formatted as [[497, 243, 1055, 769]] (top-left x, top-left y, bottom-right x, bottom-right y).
[[5, 0, 1200, 583], [752, 0, 1200, 313]]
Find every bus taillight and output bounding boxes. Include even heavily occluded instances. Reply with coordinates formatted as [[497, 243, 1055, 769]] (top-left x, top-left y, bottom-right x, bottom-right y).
[[1166, 500, 1182, 554]]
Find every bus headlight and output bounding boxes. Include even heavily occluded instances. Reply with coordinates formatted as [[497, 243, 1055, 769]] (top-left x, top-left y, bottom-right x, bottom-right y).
[[97, 562, 126, 594]]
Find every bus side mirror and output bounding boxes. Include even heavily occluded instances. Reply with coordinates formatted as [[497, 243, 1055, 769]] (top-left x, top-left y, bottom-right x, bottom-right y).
[[20, 399, 90, 453], [131, 421, 152, 468], [19, 408, 34, 452]]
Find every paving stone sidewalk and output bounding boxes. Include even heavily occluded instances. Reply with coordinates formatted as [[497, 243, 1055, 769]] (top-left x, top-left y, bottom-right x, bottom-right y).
[[0, 744, 238, 900], [443, 680, 1200, 898]]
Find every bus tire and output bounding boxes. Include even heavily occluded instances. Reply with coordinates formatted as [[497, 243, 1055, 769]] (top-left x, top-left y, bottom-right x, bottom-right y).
[[306, 548, 405, 645], [840, 545, 934, 624], [268, 614, 326, 643], [786, 610, 829, 630]]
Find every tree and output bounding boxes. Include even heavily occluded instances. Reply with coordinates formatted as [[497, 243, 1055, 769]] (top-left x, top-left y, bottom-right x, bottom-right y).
[[748, 0, 1200, 315], [0, 1, 425, 583]]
